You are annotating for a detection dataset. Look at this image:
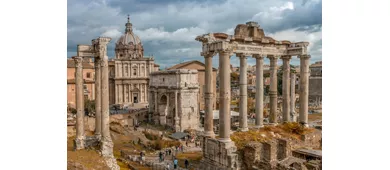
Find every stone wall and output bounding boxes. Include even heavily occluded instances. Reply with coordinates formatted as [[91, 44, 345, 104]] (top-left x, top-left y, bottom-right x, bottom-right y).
[[241, 137, 322, 170], [199, 137, 239, 170]]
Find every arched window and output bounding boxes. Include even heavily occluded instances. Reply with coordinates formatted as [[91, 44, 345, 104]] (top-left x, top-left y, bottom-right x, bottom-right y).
[[133, 69, 137, 76]]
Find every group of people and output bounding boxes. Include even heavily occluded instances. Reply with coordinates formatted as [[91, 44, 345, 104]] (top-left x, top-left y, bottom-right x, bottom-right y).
[[165, 158, 189, 170]]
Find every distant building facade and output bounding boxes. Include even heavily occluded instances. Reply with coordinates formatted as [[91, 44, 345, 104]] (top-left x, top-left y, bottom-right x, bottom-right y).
[[67, 58, 95, 108], [167, 60, 217, 111], [108, 17, 159, 107], [149, 69, 200, 131], [309, 61, 322, 105]]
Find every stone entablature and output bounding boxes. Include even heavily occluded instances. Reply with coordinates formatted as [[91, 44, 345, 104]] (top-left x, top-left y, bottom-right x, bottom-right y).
[[149, 69, 200, 132], [150, 69, 199, 89], [196, 22, 309, 57]]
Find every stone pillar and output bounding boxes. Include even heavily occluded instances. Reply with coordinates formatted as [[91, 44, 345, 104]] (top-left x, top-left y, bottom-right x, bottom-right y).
[[174, 90, 180, 132], [282, 55, 291, 123], [204, 53, 215, 137], [94, 57, 102, 140], [290, 73, 297, 122], [299, 55, 311, 127], [154, 91, 158, 114], [238, 54, 248, 131], [268, 55, 278, 125], [218, 50, 232, 142], [115, 84, 118, 104], [73, 56, 85, 150], [254, 54, 264, 128]]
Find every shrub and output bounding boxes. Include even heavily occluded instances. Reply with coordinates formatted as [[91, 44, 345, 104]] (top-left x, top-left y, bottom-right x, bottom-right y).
[[143, 131, 159, 141]]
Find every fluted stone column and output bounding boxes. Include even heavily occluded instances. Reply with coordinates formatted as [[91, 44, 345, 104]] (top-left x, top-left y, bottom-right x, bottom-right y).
[[299, 55, 311, 127], [254, 54, 264, 128], [238, 54, 248, 131], [204, 53, 215, 137], [218, 50, 232, 142], [290, 73, 297, 122], [98, 38, 114, 156], [268, 55, 278, 125], [73, 56, 85, 150], [174, 90, 180, 132], [94, 57, 102, 140], [282, 56, 291, 123]]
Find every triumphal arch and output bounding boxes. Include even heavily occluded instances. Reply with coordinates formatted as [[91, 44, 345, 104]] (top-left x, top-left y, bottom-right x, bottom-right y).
[[196, 21, 311, 169]]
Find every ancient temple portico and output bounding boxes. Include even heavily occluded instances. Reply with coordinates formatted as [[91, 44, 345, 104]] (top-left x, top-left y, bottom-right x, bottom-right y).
[[196, 21, 311, 169], [74, 37, 120, 170]]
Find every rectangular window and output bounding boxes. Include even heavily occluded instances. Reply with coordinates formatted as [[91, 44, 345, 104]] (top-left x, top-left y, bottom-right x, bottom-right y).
[[86, 73, 91, 78]]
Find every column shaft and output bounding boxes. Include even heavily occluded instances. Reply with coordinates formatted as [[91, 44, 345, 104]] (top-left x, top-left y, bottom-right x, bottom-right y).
[[218, 51, 232, 141], [282, 56, 291, 122], [74, 56, 85, 150], [268, 56, 278, 125], [290, 73, 296, 122], [174, 91, 180, 132], [254, 55, 264, 128], [94, 57, 102, 140], [204, 54, 215, 137], [238, 55, 248, 131], [299, 55, 311, 127]]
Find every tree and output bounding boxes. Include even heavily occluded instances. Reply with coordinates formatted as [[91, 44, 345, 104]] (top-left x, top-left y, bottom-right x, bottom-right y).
[[84, 98, 96, 116]]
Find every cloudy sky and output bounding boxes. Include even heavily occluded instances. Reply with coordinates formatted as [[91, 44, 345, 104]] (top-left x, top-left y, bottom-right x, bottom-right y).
[[67, 0, 322, 68]]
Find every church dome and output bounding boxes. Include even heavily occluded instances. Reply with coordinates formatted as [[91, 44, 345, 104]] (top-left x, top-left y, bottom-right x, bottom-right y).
[[116, 16, 142, 45], [115, 15, 144, 59], [116, 30, 142, 45]]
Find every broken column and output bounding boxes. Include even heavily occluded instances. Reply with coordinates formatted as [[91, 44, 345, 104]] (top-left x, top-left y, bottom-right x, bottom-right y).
[[268, 55, 278, 125], [238, 53, 248, 131], [203, 52, 215, 137], [94, 57, 102, 140], [282, 55, 291, 123], [254, 54, 264, 128], [73, 56, 85, 150], [299, 55, 311, 127]]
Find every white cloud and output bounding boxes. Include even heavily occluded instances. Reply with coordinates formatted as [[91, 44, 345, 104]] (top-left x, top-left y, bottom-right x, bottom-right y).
[[101, 29, 122, 38], [134, 26, 206, 42]]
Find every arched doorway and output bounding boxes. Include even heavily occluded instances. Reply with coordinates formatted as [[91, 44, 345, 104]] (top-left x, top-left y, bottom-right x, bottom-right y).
[[158, 95, 168, 125]]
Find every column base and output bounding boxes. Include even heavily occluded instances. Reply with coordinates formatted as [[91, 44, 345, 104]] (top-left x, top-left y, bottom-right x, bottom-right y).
[[203, 131, 215, 138], [218, 137, 232, 143], [268, 123, 278, 126], [74, 136, 85, 150], [254, 125, 264, 129], [238, 127, 249, 132], [101, 137, 114, 157]]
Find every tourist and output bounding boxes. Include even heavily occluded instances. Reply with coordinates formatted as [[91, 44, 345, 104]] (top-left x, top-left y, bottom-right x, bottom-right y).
[[186, 141, 188, 147], [166, 149, 169, 156], [173, 158, 178, 169], [165, 163, 170, 170], [168, 149, 172, 155], [159, 152, 163, 162], [184, 159, 189, 169]]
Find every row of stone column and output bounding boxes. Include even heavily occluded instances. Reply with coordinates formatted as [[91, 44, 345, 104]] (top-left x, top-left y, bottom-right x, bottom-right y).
[[73, 55, 114, 157], [202, 52, 310, 140]]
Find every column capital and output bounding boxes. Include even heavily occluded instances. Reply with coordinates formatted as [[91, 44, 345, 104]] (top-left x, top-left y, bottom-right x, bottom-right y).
[[236, 53, 249, 58], [281, 55, 292, 60], [298, 54, 311, 59], [267, 55, 279, 60], [252, 54, 265, 59], [202, 51, 216, 58], [218, 50, 234, 57], [73, 56, 83, 68]]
